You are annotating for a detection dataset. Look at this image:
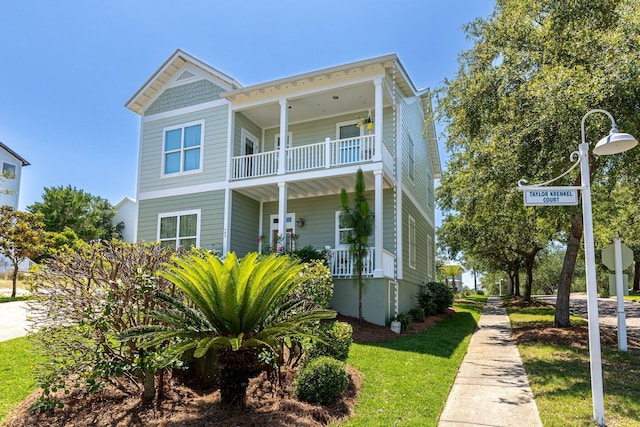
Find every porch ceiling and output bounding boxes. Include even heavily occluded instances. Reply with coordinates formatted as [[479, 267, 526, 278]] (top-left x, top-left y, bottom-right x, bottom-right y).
[[237, 83, 391, 129], [232, 171, 393, 203]]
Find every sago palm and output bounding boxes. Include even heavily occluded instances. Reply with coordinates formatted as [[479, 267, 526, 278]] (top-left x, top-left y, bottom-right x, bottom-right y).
[[120, 251, 336, 407]]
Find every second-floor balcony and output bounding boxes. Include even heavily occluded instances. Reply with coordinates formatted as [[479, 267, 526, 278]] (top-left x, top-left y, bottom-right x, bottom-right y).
[[232, 134, 392, 180]]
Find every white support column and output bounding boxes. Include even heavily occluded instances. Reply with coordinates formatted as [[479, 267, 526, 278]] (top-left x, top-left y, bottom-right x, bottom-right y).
[[278, 99, 289, 175], [374, 170, 384, 277], [614, 237, 628, 352], [374, 78, 383, 162], [222, 187, 232, 255], [325, 137, 332, 168], [277, 182, 288, 252]]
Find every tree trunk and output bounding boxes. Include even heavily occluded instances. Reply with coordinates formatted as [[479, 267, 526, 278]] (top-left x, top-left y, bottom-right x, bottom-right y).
[[217, 349, 257, 408], [514, 270, 521, 297], [358, 273, 363, 321], [142, 370, 155, 402], [524, 259, 534, 302], [507, 273, 514, 295], [555, 213, 583, 327], [634, 260, 640, 292], [11, 262, 18, 298]]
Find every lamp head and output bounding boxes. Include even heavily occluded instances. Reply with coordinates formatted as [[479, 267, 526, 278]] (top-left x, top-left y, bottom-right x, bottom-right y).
[[593, 128, 638, 156]]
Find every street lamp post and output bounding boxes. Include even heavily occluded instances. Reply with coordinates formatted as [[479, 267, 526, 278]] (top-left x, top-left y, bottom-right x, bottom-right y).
[[518, 109, 637, 427], [579, 109, 637, 426]]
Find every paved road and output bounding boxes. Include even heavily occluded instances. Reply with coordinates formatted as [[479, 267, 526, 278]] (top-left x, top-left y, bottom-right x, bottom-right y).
[[0, 301, 31, 342], [537, 294, 640, 343]]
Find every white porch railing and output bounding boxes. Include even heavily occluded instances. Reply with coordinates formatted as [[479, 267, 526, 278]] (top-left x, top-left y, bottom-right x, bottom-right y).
[[231, 150, 279, 179], [329, 247, 375, 278], [231, 134, 377, 180]]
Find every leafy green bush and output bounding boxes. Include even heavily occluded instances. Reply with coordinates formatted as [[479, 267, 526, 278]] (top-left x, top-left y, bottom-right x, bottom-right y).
[[476, 290, 485, 296], [306, 321, 353, 362], [408, 307, 425, 322], [291, 245, 329, 265], [289, 259, 334, 310], [418, 282, 453, 314], [293, 356, 349, 404], [395, 312, 412, 331]]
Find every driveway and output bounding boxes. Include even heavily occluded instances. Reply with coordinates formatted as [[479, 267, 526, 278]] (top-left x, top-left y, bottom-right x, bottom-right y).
[[0, 301, 31, 342]]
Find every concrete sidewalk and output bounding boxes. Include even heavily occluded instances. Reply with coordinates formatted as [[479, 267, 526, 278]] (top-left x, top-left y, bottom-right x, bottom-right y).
[[438, 297, 543, 427], [0, 301, 31, 342]]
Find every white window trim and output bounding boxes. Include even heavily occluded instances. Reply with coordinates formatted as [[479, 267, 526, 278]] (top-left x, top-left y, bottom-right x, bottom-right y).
[[427, 235, 434, 280], [335, 120, 364, 140], [335, 210, 354, 249], [157, 209, 201, 250], [241, 128, 260, 155], [408, 215, 416, 269], [1, 161, 17, 180], [161, 120, 205, 178], [274, 131, 293, 150]]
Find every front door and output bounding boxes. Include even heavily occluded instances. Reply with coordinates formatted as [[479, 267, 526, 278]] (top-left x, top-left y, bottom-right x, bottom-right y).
[[269, 213, 296, 253]]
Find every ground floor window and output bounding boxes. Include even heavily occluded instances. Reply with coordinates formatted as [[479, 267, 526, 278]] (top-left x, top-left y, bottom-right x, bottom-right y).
[[158, 209, 200, 250], [408, 215, 416, 269]]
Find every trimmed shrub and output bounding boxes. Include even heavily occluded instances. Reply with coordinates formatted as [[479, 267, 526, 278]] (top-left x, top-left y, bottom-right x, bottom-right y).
[[418, 282, 453, 314], [291, 245, 329, 265], [293, 356, 349, 404], [408, 307, 425, 322], [395, 312, 412, 331], [306, 321, 353, 362]]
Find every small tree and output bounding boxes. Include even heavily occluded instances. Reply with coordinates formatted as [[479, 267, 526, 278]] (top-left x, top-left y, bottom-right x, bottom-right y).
[[0, 206, 47, 297], [340, 169, 374, 321], [440, 264, 463, 292]]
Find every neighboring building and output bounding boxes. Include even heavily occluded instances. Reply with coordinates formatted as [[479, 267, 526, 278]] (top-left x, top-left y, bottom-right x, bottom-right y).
[[113, 197, 137, 243], [126, 50, 441, 325], [0, 141, 30, 209]]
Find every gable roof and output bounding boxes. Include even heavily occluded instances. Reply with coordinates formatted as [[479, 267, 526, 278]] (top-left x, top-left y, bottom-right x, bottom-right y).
[[125, 49, 242, 115], [0, 141, 30, 166]]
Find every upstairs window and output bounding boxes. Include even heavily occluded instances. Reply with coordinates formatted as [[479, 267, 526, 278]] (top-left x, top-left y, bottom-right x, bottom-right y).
[[158, 210, 200, 250], [1, 162, 16, 180], [163, 122, 203, 176], [408, 136, 415, 180]]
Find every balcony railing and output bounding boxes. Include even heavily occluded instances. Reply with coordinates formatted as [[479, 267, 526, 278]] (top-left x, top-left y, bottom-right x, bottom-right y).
[[231, 134, 376, 180], [329, 247, 375, 278]]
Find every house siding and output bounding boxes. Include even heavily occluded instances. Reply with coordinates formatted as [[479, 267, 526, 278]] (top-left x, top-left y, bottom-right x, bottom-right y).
[[402, 193, 433, 285], [399, 96, 433, 218], [139, 105, 229, 194], [145, 80, 225, 116], [137, 191, 225, 250], [229, 191, 261, 256], [0, 149, 23, 209], [234, 112, 262, 156]]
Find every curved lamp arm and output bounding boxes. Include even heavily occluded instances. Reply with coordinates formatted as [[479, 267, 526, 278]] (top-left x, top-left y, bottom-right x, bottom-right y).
[[581, 109, 617, 145]]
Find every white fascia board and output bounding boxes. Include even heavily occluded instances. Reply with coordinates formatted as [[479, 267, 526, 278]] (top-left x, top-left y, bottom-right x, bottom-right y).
[[138, 181, 228, 201]]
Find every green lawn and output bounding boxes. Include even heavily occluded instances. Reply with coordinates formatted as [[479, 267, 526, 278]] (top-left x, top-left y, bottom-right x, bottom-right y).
[[507, 304, 640, 427], [339, 302, 483, 426], [0, 335, 45, 422], [625, 294, 640, 302]]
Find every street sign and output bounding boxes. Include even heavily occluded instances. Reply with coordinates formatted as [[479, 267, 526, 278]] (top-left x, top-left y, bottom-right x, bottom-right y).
[[523, 189, 578, 206], [602, 242, 634, 271]]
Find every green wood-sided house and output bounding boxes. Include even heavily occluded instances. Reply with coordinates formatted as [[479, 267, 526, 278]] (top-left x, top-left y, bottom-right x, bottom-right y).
[[126, 50, 441, 326]]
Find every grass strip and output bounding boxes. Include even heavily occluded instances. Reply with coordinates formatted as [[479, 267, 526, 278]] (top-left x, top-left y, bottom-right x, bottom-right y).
[[507, 304, 640, 427], [0, 335, 45, 422], [339, 302, 483, 426]]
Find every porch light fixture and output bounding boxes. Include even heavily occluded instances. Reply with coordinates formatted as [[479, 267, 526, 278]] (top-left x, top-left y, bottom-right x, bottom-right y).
[[296, 217, 305, 227]]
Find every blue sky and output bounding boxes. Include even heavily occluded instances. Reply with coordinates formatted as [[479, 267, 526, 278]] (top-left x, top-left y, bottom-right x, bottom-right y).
[[1, 0, 494, 213]]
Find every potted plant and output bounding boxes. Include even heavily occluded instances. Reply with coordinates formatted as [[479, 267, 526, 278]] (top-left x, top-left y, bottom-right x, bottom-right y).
[[356, 111, 374, 131]]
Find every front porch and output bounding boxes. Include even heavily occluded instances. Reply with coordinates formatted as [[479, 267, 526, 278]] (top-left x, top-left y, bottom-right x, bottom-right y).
[[328, 247, 395, 279], [231, 134, 394, 180]]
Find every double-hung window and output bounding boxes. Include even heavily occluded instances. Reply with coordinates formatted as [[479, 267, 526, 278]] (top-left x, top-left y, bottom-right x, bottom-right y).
[[158, 210, 200, 250], [163, 121, 203, 176]]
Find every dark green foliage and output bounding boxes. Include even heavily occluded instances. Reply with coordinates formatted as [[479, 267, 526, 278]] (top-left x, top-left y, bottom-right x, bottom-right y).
[[293, 356, 349, 404], [291, 245, 328, 265], [419, 282, 454, 314], [408, 307, 425, 322], [395, 312, 412, 331], [306, 321, 353, 362], [27, 185, 123, 242]]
